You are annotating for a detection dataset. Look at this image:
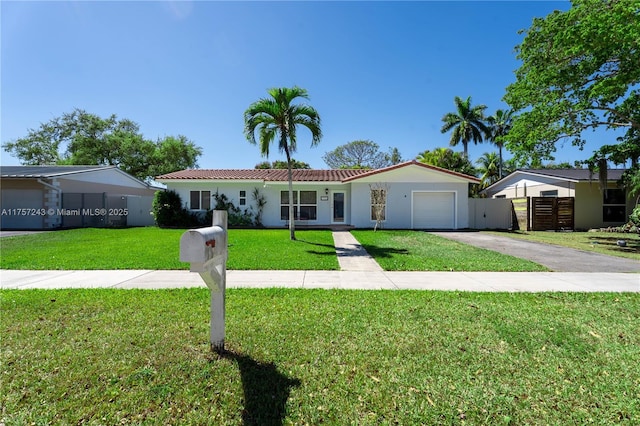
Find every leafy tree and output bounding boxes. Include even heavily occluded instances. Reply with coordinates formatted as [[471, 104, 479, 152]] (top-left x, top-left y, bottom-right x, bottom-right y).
[[475, 152, 501, 188], [388, 147, 403, 165], [2, 108, 202, 181], [503, 0, 640, 165], [486, 109, 514, 179], [244, 86, 322, 240], [416, 147, 477, 176], [323, 140, 399, 169], [541, 162, 578, 170], [584, 129, 640, 201], [149, 135, 203, 178], [254, 159, 311, 169], [440, 96, 490, 158]]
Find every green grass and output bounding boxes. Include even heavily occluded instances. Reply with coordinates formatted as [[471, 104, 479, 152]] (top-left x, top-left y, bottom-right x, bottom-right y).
[[0, 228, 339, 270], [2, 289, 639, 424], [352, 230, 548, 271], [486, 230, 640, 260]]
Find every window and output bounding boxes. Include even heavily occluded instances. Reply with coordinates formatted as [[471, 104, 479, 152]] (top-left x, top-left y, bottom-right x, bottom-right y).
[[495, 195, 506, 199], [239, 190, 246, 206], [540, 190, 558, 197], [603, 188, 626, 222], [370, 189, 386, 221], [189, 190, 211, 210], [280, 190, 317, 220]]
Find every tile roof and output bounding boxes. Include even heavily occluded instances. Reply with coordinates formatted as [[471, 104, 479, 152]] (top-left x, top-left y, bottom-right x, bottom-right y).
[[342, 160, 481, 182], [156, 161, 481, 183], [156, 168, 369, 182]]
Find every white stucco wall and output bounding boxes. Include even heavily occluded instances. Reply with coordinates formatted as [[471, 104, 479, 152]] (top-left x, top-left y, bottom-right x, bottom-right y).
[[488, 176, 576, 198], [166, 180, 347, 227], [349, 182, 471, 229]]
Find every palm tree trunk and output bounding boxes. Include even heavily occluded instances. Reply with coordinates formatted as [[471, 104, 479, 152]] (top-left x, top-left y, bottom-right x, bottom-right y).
[[498, 145, 503, 179], [284, 144, 296, 240]]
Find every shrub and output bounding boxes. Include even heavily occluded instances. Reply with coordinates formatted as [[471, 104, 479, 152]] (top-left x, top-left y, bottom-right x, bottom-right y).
[[629, 206, 640, 233], [151, 190, 196, 228], [212, 191, 255, 227]]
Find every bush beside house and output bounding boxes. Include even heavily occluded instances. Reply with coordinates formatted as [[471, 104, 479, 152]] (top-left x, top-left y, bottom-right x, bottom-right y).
[[152, 190, 263, 228]]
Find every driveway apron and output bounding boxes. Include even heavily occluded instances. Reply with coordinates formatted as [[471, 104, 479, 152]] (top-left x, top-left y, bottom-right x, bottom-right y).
[[429, 232, 640, 273]]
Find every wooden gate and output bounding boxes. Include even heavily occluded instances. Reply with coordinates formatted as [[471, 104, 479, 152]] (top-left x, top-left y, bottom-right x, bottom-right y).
[[531, 197, 574, 231]]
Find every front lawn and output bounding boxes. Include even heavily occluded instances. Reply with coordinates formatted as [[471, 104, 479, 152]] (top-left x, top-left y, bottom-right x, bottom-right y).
[[0, 227, 547, 272], [0, 228, 339, 270], [2, 289, 638, 424], [352, 230, 548, 271], [487, 230, 640, 260]]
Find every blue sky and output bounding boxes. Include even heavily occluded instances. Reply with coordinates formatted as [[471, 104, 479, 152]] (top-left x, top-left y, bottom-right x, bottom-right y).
[[3, 0, 607, 171]]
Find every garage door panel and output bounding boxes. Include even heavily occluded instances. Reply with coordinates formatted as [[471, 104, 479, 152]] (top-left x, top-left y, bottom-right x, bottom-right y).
[[413, 192, 454, 229]]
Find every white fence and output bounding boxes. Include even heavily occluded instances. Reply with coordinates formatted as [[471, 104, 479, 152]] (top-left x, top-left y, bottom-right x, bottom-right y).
[[468, 198, 512, 230]]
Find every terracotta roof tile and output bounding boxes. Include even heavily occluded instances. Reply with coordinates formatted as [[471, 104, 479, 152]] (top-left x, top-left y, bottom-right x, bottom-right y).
[[156, 168, 369, 182], [156, 161, 480, 183]]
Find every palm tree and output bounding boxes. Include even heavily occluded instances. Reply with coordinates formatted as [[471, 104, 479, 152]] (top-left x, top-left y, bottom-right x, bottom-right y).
[[476, 152, 501, 188], [440, 96, 490, 159], [244, 86, 322, 240], [486, 109, 514, 179]]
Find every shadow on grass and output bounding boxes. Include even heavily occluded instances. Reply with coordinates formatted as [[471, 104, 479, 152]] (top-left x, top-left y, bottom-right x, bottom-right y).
[[295, 238, 336, 249], [296, 238, 339, 256], [218, 350, 301, 426], [586, 236, 639, 253], [359, 244, 410, 259]]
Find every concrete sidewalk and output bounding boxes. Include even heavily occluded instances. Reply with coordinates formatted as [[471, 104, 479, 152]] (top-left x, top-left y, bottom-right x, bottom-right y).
[[1, 269, 638, 292]]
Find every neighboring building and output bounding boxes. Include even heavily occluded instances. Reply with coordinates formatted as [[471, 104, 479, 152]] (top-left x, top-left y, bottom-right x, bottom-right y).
[[482, 169, 635, 230], [156, 160, 480, 229], [1, 165, 158, 230]]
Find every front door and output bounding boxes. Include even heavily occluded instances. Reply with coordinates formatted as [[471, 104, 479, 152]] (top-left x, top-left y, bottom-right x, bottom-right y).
[[332, 192, 345, 223]]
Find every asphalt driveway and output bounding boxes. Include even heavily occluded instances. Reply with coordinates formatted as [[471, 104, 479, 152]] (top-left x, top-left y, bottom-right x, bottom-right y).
[[430, 231, 640, 273]]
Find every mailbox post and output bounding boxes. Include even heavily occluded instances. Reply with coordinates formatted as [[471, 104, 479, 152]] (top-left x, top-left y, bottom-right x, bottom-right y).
[[179, 210, 228, 352]]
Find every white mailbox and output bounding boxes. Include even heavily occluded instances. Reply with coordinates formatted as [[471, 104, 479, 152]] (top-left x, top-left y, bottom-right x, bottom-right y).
[[180, 225, 227, 272], [180, 210, 228, 352]]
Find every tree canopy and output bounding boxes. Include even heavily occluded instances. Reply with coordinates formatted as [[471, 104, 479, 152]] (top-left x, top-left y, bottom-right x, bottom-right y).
[[416, 147, 477, 176], [255, 159, 311, 169], [322, 140, 401, 169], [2, 108, 202, 181], [503, 0, 640, 165], [244, 86, 322, 240], [475, 152, 501, 188]]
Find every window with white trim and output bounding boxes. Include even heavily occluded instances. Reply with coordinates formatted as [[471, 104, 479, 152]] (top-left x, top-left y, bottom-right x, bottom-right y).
[[239, 190, 247, 206], [280, 190, 317, 220], [540, 190, 558, 197], [190, 190, 211, 210]]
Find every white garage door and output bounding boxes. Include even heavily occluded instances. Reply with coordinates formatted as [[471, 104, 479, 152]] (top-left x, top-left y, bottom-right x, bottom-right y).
[[1, 189, 45, 229], [412, 192, 455, 229]]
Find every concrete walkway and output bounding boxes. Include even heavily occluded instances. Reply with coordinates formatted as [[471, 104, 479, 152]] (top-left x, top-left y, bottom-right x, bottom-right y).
[[333, 231, 383, 271], [1, 231, 638, 292]]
